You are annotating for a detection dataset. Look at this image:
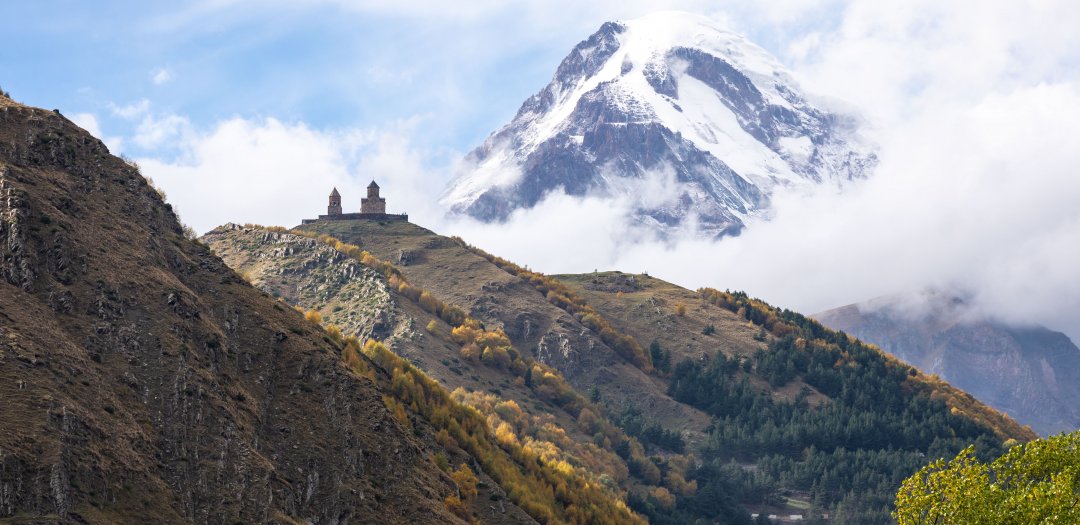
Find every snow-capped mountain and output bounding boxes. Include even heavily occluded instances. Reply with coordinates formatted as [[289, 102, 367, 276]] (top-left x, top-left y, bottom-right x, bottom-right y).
[[443, 11, 876, 236]]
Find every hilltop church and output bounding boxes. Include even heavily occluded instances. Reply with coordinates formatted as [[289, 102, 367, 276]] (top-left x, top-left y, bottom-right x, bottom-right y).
[[302, 181, 408, 224]]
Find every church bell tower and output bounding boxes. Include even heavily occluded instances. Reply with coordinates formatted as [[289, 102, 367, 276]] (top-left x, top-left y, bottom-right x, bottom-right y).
[[328, 187, 342, 215]]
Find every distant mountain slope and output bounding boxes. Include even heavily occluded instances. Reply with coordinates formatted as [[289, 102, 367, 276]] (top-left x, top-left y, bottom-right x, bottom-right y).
[[207, 216, 1035, 524], [814, 292, 1080, 436], [443, 11, 875, 237]]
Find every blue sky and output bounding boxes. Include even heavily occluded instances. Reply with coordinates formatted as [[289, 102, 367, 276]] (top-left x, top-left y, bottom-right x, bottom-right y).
[[3, 1, 1080, 337], [1, 1, 716, 159], [1, 3, 540, 156]]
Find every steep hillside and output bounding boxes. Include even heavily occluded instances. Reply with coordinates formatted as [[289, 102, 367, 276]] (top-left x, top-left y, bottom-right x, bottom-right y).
[[814, 292, 1080, 436], [208, 216, 1036, 524], [443, 11, 875, 237], [0, 97, 468, 524], [0, 96, 636, 524]]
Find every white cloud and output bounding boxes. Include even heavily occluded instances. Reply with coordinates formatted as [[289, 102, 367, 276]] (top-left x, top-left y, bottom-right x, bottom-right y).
[[69, 113, 102, 138], [110, 99, 151, 119], [135, 116, 449, 235], [69, 112, 125, 153], [152, 68, 174, 85], [107, 98, 194, 151], [444, 192, 652, 273], [789, 1, 1080, 127], [134, 112, 192, 149]]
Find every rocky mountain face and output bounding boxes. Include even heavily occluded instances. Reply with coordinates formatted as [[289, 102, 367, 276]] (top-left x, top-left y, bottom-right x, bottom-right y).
[[206, 217, 1036, 523], [814, 292, 1080, 436], [443, 11, 876, 237], [0, 97, 529, 524]]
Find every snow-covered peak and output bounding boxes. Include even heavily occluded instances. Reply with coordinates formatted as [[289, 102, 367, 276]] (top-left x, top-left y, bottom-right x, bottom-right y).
[[443, 12, 876, 237], [620, 11, 791, 85]]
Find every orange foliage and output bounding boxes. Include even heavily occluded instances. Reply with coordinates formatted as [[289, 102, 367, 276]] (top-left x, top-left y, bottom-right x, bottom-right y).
[[444, 495, 468, 520], [651, 486, 676, 509], [358, 339, 645, 525], [436, 428, 458, 450], [482, 346, 512, 369], [451, 463, 479, 498], [418, 291, 440, 315]]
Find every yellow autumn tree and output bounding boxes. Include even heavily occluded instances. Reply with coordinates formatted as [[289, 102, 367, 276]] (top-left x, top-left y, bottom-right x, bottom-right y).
[[895, 431, 1080, 525]]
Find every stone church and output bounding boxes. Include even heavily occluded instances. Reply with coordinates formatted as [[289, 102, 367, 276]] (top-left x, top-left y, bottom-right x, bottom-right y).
[[360, 181, 386, 214], [302, 181, 407, 224]]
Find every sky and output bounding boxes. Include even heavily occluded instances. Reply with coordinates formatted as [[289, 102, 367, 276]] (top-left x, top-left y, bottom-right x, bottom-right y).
[[3, 1, 1079, 340]]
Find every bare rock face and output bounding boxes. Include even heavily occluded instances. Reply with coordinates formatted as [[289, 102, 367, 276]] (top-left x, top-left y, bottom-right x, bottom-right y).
[[0, 98, 467, 523], [203, 224, 406, 344], [815, 292, 1080, 436]]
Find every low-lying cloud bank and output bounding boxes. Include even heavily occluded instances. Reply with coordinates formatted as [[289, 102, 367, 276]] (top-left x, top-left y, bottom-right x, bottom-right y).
[[444, 92, 1080, 340]]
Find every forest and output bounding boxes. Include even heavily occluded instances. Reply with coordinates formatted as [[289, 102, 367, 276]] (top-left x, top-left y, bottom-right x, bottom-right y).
[[629, 290, 1018, 524]]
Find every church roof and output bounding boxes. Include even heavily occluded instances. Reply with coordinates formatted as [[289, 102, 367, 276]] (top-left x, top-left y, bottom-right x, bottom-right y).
[[367, 180, 379, 188], [330, 187, 340, 197]]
